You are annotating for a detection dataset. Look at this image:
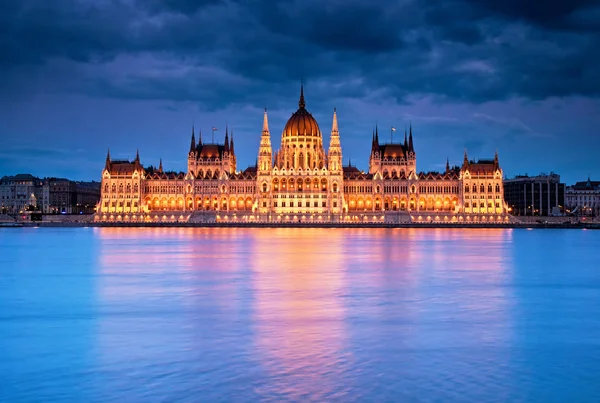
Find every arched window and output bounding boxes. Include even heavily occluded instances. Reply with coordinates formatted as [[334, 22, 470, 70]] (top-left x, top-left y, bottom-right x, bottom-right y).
[[126, 184, 131, 193], [465, 185, 469, 193], [321, 178, 327, 191], [333, 183, 338, 192], [480, 184, 485, 193], [133, 184, 139, 193], [472, 184, 477, 193], [495, 184, 500, 193], [488, 184, 493, 193], [104, 183, 109, 193], [262, 183, 267, 192], [111, 184, 116, 193]]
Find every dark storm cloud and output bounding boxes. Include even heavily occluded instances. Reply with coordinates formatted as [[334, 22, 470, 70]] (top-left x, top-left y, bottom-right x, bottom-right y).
[[1, 0, 600, 106], [468, 0, 600, 31]]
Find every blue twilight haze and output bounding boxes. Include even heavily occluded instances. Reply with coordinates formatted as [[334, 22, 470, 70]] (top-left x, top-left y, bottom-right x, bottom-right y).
[[0, 0, 599, 183], [1, 227, 600, 401]]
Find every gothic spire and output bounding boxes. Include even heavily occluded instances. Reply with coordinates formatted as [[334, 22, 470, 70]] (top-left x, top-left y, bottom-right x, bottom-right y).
[[463, 149, 469, 167], [262, 108, 269, 134], [104, 148, 111, 170], [258, 108, 272, 171], [446, 157, 450, 172], [198, 129, 202, 146], [404, 128, 408, 147], [230, 130, 235, 155], [408, 123, 414, 152], [331, 108, 338, 134], [224, 125, 229, 153], [135, 149, 140, 162], [190, 125, 196, 153], [375, 124, 379, 144], [158, 158, 163, 173]]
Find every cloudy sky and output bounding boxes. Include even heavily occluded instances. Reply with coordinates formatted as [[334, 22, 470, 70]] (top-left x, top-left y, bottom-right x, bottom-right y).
[[1, 0, 599, 184]]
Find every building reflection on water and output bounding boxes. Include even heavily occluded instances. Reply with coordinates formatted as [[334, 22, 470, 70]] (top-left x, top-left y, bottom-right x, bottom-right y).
[[90, 227, 516, 401], [250, 228, 352, 401]]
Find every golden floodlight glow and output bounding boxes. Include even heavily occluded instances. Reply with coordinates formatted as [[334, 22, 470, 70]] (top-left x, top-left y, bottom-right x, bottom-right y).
[[97, 88, 508, 224]]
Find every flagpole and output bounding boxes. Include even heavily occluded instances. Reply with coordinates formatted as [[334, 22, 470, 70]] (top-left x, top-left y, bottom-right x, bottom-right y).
[[391, 126, 393, 143]]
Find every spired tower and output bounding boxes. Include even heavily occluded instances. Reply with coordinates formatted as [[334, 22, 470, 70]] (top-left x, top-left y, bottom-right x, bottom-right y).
[[257, 109, 273, 214], [327, 108, 344, 216]]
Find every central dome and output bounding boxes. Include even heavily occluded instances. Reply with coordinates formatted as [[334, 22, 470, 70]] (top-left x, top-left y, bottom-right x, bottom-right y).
[[282, 84, 321, 138]]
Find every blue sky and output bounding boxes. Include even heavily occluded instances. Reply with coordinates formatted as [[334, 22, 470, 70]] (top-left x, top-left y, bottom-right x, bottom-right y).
[[1, 0, 599, 184]]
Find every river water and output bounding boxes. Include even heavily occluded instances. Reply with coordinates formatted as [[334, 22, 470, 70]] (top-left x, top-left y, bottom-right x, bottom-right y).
[[1, 227, 600, 402]]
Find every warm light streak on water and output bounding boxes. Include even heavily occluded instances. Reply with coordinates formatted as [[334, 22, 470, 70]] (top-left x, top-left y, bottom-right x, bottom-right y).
[[1, 228, 600, 402]]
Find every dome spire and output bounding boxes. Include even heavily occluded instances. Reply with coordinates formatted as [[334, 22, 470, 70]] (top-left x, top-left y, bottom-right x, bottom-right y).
[[299, 79, 305, 109]]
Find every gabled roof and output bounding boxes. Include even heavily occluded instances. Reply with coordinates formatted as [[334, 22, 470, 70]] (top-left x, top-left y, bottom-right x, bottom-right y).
[[571, 180, 600, 190]]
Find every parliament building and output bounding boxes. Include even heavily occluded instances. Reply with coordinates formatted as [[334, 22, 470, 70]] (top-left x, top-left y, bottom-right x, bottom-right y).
[[97, 86, 509, 223]]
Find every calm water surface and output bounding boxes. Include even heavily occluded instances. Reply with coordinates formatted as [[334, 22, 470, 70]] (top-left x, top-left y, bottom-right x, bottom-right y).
[[1, 227, 600, 402]]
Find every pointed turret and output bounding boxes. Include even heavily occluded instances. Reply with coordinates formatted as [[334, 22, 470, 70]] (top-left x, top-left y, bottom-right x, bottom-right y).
[[446, 158, 450, 172], [299, 81, 306, 109], [258, 108, 272, 172], [328, 108, 342, 172], [332, 108, 339, 134], [494, 149, 499, 168], [198, 129, 203, 146], [375, 124, 379, 144], [104, 149, 111, 171], [224, 125, 230, 153], [371, 129, 377, 154], [408, 123, 414, 152], [158, 158, 163, 173], [133, 149, 142, 170], [230, 130, 235, 155], [190, 125, 196, 153], [262, 107, 270, 135], [463, 149, 469, 168]]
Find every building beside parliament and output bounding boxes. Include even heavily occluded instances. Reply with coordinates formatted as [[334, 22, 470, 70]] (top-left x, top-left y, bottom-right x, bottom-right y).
[[97, 86, 509, 223]]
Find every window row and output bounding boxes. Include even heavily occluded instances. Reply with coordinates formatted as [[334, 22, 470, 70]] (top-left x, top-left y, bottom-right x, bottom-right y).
[[273, 201, 332, 208], [464, 202, 501, 208], [104, 201, 139, 208], [464, 184, 501, 193], [104, 183, 139, 193]]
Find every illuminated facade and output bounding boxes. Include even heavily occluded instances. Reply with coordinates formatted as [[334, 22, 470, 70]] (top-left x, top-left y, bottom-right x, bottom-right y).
[[97, 86, 509, 223]]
